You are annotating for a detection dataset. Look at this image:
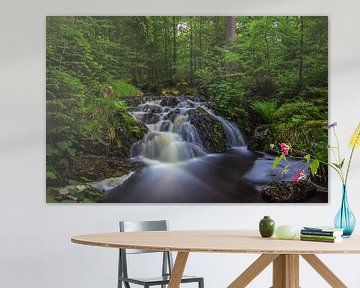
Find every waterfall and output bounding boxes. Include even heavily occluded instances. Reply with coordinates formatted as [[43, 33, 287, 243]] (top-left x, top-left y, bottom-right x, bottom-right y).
[[200, 106, 246, 147], [130, 97, 246, 164]]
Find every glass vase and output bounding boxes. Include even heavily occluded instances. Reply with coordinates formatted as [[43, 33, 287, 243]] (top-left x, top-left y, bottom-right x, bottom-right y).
[[334, 185, 356, 237]]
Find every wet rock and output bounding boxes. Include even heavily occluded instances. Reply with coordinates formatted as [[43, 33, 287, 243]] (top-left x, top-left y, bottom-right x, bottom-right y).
[[248, 125, 271, 151], [64, 153, 144, 183], [141, 104, 163, 114], [163, 108, 181, 122], [160, 120, 173, 132], [142, 113, 161, 124], [159, 96, 180, 107], [188, 107, 227, 153], [262, 181, 318, 203], [49, 168, 139, 203]]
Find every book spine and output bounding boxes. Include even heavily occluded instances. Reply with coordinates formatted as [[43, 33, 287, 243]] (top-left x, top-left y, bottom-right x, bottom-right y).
[[301, 230, 335, 236], [300, 237, 337, 243], [300, 234, 337, 240]]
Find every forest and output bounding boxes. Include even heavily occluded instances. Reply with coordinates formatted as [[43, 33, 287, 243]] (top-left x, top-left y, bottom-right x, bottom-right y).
[[46, 16, 328, 203]]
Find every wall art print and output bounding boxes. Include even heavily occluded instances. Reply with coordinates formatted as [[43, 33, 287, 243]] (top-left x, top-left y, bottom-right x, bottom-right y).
[[46, 16, 328, 203]]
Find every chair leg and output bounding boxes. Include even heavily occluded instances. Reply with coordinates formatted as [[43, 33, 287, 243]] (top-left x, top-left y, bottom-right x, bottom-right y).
[[199, 278, 204, 288]]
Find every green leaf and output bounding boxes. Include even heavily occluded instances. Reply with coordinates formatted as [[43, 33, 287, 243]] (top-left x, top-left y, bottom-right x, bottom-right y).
[[270, 144, 275, 149], [310, 159, 320, 176], [46, 171, 57, 179], [333, 159, 345, 169], [304, 154, 311, 163], [272, 154, 285, 170], [339, 158, 345, 169]]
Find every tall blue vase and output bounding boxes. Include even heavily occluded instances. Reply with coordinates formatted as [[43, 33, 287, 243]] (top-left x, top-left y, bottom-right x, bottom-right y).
[[334, 185, 356, 237]]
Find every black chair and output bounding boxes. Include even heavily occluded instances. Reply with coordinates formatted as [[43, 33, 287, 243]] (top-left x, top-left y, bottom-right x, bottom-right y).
[[118, 220, 204, 288]]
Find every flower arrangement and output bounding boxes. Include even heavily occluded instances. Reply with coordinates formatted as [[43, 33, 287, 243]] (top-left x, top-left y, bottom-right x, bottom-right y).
[[272, 122, 360, 185]]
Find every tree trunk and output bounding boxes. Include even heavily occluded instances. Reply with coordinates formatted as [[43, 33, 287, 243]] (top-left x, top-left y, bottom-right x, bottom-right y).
[[163, 17, 169, 85], [189, 17, 194, 85], [298, 16, 304, 90], [198, 17, 203, 70], [225, 16, 236, 45], [264, 21, 271, 76], [225, 16, 237, 72], [172, 16, 177, 83]]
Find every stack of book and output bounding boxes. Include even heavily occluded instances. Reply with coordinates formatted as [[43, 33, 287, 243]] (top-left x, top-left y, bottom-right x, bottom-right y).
[[300, 226, 344, 243]]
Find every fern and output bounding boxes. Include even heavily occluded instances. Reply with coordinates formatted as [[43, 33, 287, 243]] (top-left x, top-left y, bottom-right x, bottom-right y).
[[250, 100, 277, 123]]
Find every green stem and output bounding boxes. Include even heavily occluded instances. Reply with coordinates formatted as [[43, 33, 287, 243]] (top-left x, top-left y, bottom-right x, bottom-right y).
[[345, 145, 356, 185], [345, 129, 360, 185], [333, 127, 342, 165], [332, 127, 345, 183]]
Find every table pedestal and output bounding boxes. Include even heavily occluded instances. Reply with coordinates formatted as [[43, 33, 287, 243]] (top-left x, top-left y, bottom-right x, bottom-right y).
[[168, 252, 348, 288], [227, 254, 347, 288]]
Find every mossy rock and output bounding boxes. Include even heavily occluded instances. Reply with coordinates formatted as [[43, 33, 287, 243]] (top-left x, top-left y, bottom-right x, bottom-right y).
[[47, 185, 103, 203], [188, 107, 227, 153], [262, 181, 318, 203], [248, 125, 272, 151]]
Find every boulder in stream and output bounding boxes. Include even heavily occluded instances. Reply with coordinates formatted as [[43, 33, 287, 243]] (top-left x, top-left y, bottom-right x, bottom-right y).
[[262, 181, 319, 203], [188, 107, 227, 153], [159, 96, 180, 107], [248, 125, 271, 151]]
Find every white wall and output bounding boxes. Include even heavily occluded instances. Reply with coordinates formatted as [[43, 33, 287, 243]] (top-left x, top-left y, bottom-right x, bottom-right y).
[[1, 0, 360, 287]]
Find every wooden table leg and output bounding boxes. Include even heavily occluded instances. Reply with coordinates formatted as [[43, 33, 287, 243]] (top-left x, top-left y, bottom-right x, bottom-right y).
[[228, 254, 279, 288], [272, 254, 299, 288], [301, 254, 347, 288], [168, 252, 189, 288]]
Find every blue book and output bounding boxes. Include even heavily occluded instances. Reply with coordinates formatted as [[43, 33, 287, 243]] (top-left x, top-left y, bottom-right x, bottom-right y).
[[302, 226, 343, 236]]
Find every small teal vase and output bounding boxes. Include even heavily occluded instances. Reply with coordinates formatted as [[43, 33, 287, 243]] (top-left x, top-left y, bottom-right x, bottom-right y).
[[334, 185, 356, 237]]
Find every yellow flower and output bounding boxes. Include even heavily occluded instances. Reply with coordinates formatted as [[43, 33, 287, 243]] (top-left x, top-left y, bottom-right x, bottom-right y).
[[349, 122, 360, 148]]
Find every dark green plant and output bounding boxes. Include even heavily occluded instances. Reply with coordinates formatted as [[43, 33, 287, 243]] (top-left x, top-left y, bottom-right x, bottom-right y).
[[250, 100, 278, 123], [274, 102, 322, 124]]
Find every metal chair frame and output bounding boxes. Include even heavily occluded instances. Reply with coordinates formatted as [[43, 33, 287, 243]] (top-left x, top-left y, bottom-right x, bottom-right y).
[[118, 220, 204, 288]]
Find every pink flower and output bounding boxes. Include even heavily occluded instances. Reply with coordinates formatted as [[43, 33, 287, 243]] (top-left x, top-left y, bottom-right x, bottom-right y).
[[279, 143, 289, 155], [293, 170, 306, 183]]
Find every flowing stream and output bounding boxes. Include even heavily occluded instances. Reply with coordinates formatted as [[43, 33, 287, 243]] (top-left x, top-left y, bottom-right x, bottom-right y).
[[101, 96, 327, 203], [130, 98, 245, 164]]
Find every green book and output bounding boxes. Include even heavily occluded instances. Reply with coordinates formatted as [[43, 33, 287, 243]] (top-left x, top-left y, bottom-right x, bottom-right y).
[[300, 236, 342, 243], [300, 234, 339, 240]]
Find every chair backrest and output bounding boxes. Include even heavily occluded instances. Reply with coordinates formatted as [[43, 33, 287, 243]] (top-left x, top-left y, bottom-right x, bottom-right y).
[[119, 220, 169, 254], [118, 220, 174, 282]]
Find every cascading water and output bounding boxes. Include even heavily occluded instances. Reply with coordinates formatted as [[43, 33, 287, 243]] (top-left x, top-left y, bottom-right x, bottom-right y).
[[102, 96, 327, 203], [130, 97, 246, 164], [201, 106, 246, 147]]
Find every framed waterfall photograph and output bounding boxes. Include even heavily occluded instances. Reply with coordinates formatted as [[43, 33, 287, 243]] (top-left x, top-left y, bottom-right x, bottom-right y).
[[46, 16, 328, 203]]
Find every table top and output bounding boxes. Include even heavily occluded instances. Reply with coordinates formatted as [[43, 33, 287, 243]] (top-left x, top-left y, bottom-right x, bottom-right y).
[[71, 230, 360, 254]]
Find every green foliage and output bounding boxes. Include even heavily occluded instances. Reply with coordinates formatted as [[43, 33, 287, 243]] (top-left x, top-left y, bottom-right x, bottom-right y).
[[272, 120, 328, 165], [272, 154, 285, 170], [110, 80, 142, 97], [208, 80, 245, 110], [81, 97, 141, 147], [274, 102, 322, 124], [46, 69, 86, 142], [250, 100, 278, 123], [310, 159, 320, 176], [46, 140, 77, 184], [305, 87, 328, 98], [46, 170, 57, 180]]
